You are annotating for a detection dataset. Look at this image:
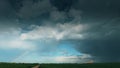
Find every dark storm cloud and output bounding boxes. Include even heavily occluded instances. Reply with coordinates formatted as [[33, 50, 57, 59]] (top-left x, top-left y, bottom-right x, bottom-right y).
[[1, 0, 120, 62], [75, 19, 120, 62], [0, 0, 16, 19], [48, 0, 120, 62], [70, 0, 120, 62], [50, 0, 76, 11], [0, 0, 21, 33]]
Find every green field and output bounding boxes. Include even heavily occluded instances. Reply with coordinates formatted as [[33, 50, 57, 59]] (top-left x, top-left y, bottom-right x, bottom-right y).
[[0, 63, 120, 68]]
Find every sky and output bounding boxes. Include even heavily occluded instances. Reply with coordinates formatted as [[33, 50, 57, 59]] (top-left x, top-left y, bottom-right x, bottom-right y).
[[0, 0, 120, 63]]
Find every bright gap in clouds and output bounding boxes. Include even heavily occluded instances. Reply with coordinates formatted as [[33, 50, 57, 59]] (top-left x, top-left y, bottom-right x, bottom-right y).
[[0, 23, 90, 63], [12, 42, 92, 63], [12, 53, 92, 63]]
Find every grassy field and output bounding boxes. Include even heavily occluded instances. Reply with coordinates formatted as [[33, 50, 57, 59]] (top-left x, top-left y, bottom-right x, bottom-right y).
[[0, 63, 38, 68], [0, 63, 120, 68]]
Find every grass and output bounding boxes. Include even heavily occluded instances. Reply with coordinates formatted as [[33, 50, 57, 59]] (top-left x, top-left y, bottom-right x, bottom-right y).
[[0, 63, 38, 68], [0, 63, 120, 68]]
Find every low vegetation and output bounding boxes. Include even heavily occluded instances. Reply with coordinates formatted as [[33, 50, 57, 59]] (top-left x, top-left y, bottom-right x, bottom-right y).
[[0, 63, 120, 68]]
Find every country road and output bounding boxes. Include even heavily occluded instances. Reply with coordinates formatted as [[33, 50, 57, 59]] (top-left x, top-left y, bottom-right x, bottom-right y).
[[32, 65, 40, 68]]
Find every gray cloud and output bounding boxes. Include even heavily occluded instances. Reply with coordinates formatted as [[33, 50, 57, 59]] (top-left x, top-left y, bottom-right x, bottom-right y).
[[18, 0, 53, 19]]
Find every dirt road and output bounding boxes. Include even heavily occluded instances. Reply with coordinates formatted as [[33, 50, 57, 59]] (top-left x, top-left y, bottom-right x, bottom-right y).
[[32, 65, 40, 68]]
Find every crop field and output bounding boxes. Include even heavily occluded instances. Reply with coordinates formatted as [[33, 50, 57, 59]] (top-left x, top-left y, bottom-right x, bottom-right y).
[[0, 63, 120, 68]]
